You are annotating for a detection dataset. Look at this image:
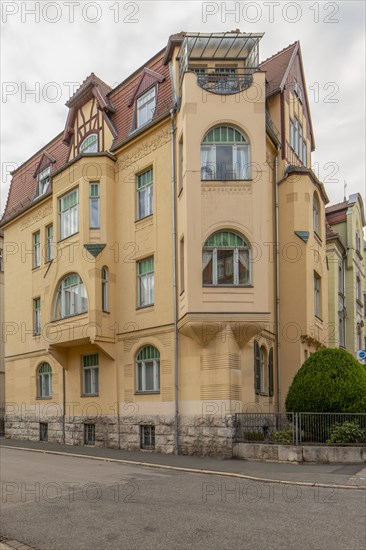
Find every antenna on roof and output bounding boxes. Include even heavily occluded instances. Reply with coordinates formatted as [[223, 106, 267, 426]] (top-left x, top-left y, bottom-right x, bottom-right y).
[[343, 181, 348, 201]]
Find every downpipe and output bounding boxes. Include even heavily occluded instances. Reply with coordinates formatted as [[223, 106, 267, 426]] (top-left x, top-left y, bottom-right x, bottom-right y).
[[275, 148, 281, 412], [170, 108, 179, 454]]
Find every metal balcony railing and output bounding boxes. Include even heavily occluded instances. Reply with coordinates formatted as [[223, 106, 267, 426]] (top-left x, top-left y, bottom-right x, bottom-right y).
[[191, 68, 257, 95]]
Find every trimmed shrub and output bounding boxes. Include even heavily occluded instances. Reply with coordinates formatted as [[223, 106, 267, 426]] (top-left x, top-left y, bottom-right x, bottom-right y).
[[285, 348, 366, 413], [326, 421, 366, 444]]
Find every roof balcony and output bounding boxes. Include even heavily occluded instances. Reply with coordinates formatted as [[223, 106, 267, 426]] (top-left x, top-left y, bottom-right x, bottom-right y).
[[178, 32, 263, 97]]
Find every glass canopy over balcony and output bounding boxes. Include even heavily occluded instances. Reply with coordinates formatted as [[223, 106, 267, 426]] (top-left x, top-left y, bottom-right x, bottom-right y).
[[178, 32, 264, 95]]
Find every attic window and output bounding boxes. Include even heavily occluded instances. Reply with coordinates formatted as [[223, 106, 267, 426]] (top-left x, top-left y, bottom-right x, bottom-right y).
[[136, 88, 156, 128], [80, 134, 98, 154], [36, 166, 51, 197]]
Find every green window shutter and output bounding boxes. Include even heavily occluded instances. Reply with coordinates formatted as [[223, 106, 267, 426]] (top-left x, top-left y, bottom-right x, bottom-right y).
[[268, 348, 274, 397], [254, 341, 261, 394]]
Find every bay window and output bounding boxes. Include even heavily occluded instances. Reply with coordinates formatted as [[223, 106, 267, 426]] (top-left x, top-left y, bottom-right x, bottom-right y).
[[201, 126, 250, 180], [59, 188, 79, 240], [202, 231, 251, 286], [54, 274, 88, 319]]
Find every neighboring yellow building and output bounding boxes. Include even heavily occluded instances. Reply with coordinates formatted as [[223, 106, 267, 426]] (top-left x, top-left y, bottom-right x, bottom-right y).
[[0, 32, 329, 455], [326, 194, 366, 355]]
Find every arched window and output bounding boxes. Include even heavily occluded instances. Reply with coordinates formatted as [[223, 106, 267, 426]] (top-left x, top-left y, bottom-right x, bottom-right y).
[[201, 126, 250, 181], [313, 193, 320, 236], [80, 133, 98, 154], [37, 363, 52, 398], [202, 231, 251, 286], [54, 274, 88, 319], [136, 345, 160, 393], [102, 267, 109, 312]]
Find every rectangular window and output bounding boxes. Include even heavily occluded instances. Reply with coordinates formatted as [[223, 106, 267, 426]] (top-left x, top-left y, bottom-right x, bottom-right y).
[[356, 275, 362, 303], [140, 425, 155, 449], [59, 188, 79, 240], [137, 88, 156, 128], [137, 169, 153, 220], [45, 225, 53, 262], [314, 272, 321, 318], [180, 237, 185, 293], [37, 166, 51, 197], [302, 140, 307, 167], [178, 135, 183, 193], [137, 257, 154, 307], [82, 354, 99, 395], [33, 231, 40, 268], [0, 247, 3, 272], [33, 297, 41, 335], [84, 424, 95, 445], [89, 182, 100, 229]]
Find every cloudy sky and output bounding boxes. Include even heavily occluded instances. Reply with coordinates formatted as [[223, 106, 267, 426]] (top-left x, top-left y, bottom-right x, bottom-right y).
[[1, 0, 365, 215]]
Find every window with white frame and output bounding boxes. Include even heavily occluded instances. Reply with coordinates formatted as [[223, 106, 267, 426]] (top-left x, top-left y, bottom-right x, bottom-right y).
[[202, 231, 251, 286], [137, 168, 153, 219], [136, 346, 160, 393], [290, 118, 307, 165], [313, 193, 320, 236], [54, 274, 88, 319], [36, 166, 51, 197], [59, 188, 79, 240], [0, 247, 3, 272], [82, 354, 99, 395], [136, 88, 156, 128], [37, 363, 52, 398], [80, 134, 98, 154], [314, 272, 321, 318], [201, 126, 250, 180], [102, 267, 109, 312], [33, 231, 40, 268], [45, 225, 53, 262], [137, 257, 154, 307], [33, 297, 41, 336], [89, 182, 100, 229]]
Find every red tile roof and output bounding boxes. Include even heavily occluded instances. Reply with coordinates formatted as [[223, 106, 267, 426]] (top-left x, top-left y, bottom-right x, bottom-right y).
[[0, 36, 311, 226], [325, 201, 348, 225], [260, 42, 298, 96]]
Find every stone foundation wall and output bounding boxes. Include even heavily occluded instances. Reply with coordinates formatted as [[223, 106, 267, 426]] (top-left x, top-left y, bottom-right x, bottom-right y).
[[233, 443, 366, 463], [4, 414, 234, 457]]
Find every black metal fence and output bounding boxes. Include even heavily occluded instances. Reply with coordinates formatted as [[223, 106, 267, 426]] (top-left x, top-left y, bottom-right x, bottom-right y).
[[234, 413, 366, 446]]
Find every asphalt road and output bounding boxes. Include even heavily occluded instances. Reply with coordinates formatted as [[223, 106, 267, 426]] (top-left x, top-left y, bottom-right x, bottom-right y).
[[0, 448, 365, 550]]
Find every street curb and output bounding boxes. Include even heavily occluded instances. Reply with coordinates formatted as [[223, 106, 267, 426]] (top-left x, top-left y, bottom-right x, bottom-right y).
[[1, 444, 365, 490]]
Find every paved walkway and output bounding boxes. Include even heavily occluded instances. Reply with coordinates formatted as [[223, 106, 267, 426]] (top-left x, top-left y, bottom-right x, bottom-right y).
[[0, 437, 365, 489]]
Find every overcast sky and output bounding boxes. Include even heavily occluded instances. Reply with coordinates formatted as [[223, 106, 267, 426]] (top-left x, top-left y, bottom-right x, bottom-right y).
[[1, 0, 365, 215]]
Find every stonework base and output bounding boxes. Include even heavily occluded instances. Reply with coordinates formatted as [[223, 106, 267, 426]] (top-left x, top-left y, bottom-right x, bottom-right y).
[[4, 414, 234, 458]]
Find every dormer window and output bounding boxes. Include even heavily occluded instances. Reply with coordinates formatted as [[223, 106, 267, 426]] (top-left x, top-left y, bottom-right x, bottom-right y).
[[80, 134, 98, 154], [37, 166, 51, 197], [136, 88, 156, 128]]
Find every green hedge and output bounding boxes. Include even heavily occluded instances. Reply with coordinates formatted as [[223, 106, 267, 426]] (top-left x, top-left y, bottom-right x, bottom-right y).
[[285, 348, 366, 413]]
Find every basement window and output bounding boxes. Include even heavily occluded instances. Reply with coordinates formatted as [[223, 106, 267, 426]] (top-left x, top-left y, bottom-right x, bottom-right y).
[[40, 422, 48, 442], [140, 425, 155, 450], [84, 423, 96, 445]]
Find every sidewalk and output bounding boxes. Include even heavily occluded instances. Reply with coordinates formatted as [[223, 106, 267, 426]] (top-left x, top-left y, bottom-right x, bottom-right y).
[[1, 437, 365, 489]]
